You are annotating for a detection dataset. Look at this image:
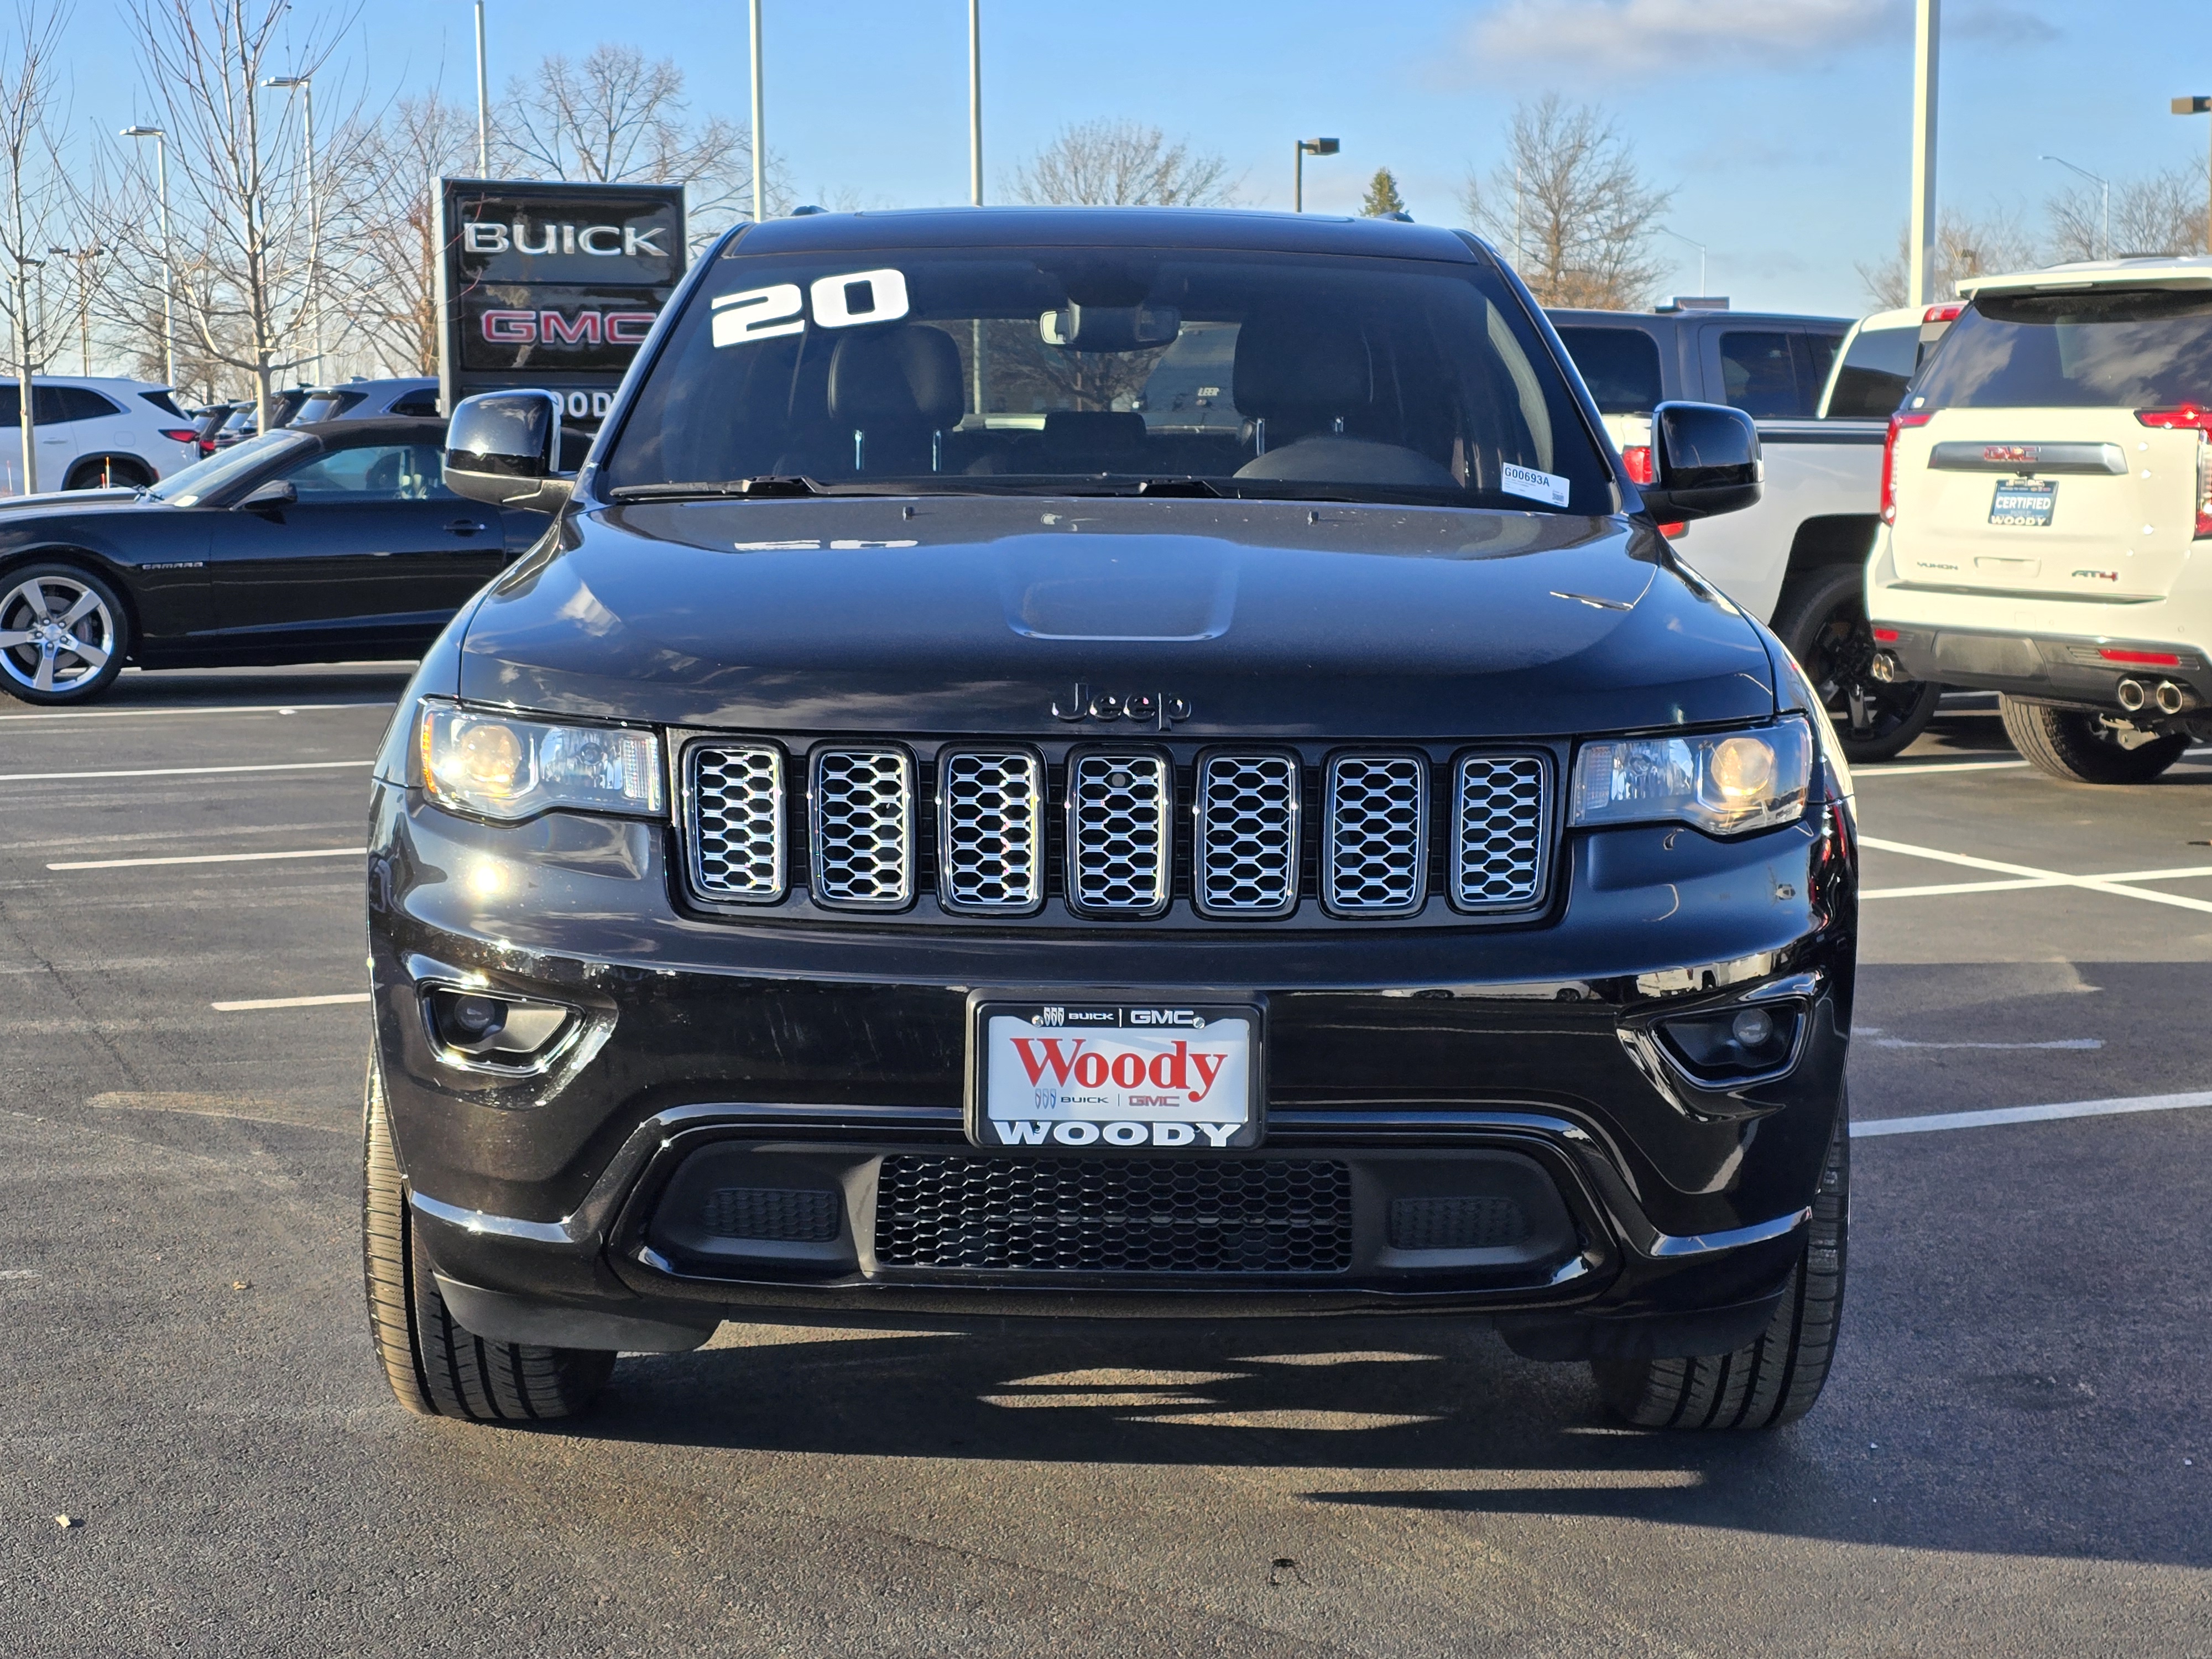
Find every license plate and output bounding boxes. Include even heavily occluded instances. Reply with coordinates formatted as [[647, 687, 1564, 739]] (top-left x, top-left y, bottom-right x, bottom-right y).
[[1990, 478, 2056, 526], [967, 997, 1263, 1151]]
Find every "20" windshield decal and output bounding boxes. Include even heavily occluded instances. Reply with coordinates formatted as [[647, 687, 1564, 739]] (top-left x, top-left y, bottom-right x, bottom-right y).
[[710, 268, 911, 347]]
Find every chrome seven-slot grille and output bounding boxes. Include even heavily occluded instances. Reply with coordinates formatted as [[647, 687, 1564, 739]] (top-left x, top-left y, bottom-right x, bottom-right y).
[[682, 739, 1553, 923]]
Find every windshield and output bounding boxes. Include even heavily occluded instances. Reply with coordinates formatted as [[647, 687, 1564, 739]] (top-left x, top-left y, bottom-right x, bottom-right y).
[[602, 246, 1615, 512], [1912, 289, 2212, 410], [148, 430, 311, 505]]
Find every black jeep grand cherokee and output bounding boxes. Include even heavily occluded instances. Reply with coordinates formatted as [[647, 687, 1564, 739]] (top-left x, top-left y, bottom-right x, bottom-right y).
[[363, 208, 1856, 1432]]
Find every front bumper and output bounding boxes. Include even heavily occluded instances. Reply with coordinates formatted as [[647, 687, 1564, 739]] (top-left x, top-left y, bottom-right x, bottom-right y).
[[369, 776, 1855, 1344]]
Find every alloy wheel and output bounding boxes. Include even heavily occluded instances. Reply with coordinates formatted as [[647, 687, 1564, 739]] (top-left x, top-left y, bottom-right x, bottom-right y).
[[0, 573, 116, 696], [1801, 594, 1932, 747]]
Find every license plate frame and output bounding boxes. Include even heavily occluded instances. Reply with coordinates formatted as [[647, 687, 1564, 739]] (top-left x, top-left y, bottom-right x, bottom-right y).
[[1990, 477, 2057, 526], [964, 992, 1266, 1152]]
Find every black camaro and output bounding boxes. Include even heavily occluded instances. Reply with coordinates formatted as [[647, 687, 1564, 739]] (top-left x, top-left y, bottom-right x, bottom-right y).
[[364, 208, 1858, 1432], [0, 415, 548, 703]]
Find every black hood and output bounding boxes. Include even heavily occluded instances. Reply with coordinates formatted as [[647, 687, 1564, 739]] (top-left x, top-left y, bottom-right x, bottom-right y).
[[456, 496, 1775, 738]]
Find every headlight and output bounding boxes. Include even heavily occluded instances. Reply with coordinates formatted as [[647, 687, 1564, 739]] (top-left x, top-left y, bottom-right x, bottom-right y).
[[1570, 716, 1811, 837], [419, 702, 664, 821]]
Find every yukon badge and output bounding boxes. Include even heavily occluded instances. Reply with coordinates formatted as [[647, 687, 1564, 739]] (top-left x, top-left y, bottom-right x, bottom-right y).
[[1052, 683, 1192, 728]]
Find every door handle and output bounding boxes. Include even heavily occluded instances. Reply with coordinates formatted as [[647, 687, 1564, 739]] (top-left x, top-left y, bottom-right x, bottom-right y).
[[444, 518, 486, 536]]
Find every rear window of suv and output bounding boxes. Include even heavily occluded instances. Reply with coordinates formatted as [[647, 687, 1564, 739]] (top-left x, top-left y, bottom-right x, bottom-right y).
[[1553, 326, 1663, 414], [1913, 289, 2212, 409]]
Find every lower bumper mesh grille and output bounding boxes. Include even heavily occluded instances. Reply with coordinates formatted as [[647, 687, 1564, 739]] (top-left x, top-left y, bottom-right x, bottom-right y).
[[873, 1156, 1353, 1273]]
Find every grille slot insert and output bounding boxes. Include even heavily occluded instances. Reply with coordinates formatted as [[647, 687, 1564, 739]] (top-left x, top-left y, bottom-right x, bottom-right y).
[[1450, 753, 1550, 912], [937, 749, 1044, 913], [1387, 1195, 1530, 1251], [701, 1187, 842, 1242], [1323, 754, 1428, 916], [686, 742, 786, 903], [874, 1156, 1353, 1273], [1066, 750, 1172, 917], [809, 745, 914, 909], [1195, 753, 1300, 917]]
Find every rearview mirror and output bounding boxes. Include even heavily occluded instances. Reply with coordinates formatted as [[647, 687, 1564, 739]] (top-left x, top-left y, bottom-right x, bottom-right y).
[[444, 390, 573, 512], [1040, 304, 1180, 353], [236, 478, 295, 510], [1638, 401, 1762, 521]]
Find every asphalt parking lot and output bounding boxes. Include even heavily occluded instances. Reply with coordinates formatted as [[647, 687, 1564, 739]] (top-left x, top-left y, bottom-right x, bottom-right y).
[[1, 671, 2206, 1657]]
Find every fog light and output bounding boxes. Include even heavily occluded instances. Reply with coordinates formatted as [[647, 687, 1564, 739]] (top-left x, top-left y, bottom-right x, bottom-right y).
[[422, 985, 576, 1068], [1731, 1006, 1773, 1047], [1655, 1000, 1803, 1083]]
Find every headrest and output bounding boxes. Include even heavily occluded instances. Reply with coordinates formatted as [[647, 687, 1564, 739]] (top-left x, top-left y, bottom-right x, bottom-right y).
[[1232, 312, 1371, 421], [827, 325, 965, 429], [1041, 410, 1146, 458]]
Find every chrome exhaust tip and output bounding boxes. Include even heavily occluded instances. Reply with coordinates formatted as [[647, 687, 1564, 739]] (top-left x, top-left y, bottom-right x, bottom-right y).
[[2117, 677, 2148, 712], [1869, 651, 1901, 684], [2156, 679, 2195, 715]]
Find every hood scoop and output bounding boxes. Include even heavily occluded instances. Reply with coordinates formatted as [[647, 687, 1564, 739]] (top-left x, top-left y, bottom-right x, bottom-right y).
[[1001, 534, 1237, 641]]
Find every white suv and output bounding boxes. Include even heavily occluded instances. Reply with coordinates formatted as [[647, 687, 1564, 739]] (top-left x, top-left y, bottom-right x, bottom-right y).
[[0, 377, 201, 496], [1867, 257, 2212, 781]]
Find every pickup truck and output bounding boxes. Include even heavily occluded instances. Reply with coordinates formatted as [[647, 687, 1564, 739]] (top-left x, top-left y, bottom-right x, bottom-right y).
[[1550, 303, 1940, 759]]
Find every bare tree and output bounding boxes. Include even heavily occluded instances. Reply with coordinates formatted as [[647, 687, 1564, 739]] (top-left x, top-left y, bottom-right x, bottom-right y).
[[2047, 164, 2208, 263], [0, 1, 77, 491], [497, 44, 766, 235], [1008, 119, 1234, 207], [1857, 208, 2041, 308], [331, 91, 476, 376], [118, 0, 357, 427], [1462, 96, 1672, 309]]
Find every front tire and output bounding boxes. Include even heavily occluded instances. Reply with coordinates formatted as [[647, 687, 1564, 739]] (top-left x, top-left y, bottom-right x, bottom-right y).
[[1999, 696, 2190, 784], [1772, 564, 1938, 763], [1591, 1102, 1848, 1431], [362, 1064, 615, 1423], [0, 562, 128, 704]]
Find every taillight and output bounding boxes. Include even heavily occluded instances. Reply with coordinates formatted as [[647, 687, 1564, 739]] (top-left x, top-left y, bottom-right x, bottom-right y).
[[1657, 521, 1686, 538], [158, 427, 197, 443], [2136, 409, 2212, 537], [1922, 302, 1963, 324], [1872, 628, 1900, 643], [2099, 648, 2183, 667], [1622, 444, 1655, 486], [1880, 411, 1934, 524]]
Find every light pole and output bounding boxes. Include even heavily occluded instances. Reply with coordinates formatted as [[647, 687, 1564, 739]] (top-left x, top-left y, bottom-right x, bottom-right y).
[[121, 126, 172, 388], [1657, 227, 1708, 296], [2173, 96, 2212, 255], [474, 1, 491, 175], [263, 75, 317, 385], [48, 246, 100, 373], [1293, 137, 1338, 212], [2039, 155, 2109, 260], [1908, 0, 1940, 309], [750, 0, 766, 221], [968, 0, 982, 208]]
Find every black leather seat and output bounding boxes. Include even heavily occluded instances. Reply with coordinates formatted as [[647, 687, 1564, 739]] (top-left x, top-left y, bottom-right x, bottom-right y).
[[826, 325, 965, 474], [1230, 311, 1459, 489]]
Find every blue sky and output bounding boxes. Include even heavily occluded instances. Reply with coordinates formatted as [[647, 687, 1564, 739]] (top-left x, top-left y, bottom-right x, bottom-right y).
[[79, 0, 2211, 319]]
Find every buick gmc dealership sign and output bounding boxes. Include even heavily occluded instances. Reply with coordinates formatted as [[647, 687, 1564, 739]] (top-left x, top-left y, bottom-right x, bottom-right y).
[[435, 178, 687, 425]]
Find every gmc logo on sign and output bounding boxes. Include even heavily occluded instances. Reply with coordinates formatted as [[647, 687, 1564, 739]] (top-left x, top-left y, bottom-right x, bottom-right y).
[[480, 309, 658, 346]]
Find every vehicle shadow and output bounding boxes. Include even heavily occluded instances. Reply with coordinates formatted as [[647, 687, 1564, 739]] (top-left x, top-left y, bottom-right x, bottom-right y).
[[556, 1308, 2209, 1571]]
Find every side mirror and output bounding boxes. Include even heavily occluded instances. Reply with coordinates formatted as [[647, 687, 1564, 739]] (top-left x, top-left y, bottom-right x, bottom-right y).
[[1639, 401, 1762, 521], [444, 390, 574, 512], [236, 478, 295, 510]]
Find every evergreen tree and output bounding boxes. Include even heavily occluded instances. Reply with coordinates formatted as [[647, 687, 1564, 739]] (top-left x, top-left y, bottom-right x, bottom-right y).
[[1361, 168, 1407, 218]]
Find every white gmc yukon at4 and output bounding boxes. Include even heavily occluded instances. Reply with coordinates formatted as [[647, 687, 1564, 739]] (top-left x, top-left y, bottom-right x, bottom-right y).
[[1552, 303, 1947, 760], [1867, 258, 2212, 783]]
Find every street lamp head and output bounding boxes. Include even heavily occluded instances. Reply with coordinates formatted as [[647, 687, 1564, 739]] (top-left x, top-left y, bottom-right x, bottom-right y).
[[119, 125, 163, 138], [262, 75, 310, 89], [1298, 137, 1340, 156], [2174, 96, 2212, 116]]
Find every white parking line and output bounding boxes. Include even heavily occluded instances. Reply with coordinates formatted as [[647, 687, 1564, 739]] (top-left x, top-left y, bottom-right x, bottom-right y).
[[1859, 836, 2212, 915], [209, 992, 371, 1012], [1854, 1089, 2212, 1138], [0, 702, 387, 722], [46, 847, 360, 871], [0, 759, 371, 783], [1864, 862, 2212, 900], [1855, 759, 2030, 776]]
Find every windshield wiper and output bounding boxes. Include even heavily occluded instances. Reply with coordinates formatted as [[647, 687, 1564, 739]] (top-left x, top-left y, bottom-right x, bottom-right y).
[[1133, 476, 1224, 498], [606, 476, 828, 502]]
